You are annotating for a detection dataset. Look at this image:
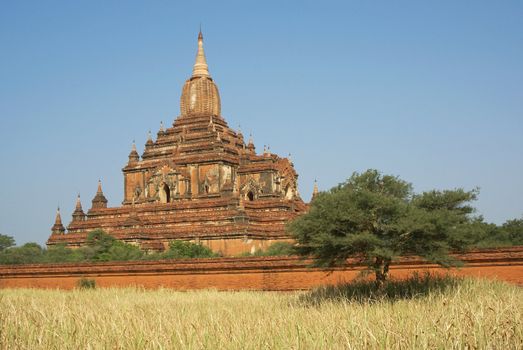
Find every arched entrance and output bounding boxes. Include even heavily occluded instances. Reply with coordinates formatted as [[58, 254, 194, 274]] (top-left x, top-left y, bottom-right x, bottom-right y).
[[247, 191, 254, 201], [159, 183, 170, 203]]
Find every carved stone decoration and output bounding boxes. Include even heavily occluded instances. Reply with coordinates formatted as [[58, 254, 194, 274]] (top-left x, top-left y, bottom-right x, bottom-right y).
[[241, 177, 263, 201], [146, 165, 178, 203]]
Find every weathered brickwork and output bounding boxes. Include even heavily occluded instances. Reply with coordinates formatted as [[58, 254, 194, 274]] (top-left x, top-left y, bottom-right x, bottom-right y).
[[46, 32, 307, 255], [1, 247, 522, 290]]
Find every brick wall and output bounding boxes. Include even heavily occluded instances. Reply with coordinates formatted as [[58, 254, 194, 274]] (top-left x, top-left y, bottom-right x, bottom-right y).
[[1, 247, 522, 290]]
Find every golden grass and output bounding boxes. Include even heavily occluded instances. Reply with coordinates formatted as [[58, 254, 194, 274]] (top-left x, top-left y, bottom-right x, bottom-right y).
[[0, 278, 522, 349]]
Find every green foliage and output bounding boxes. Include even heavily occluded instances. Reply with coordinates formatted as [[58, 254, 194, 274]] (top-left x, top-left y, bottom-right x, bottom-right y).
[[77, 278, 96, 289], [263, 242, 295, 256], [160, 240, 218, 259], [289, 169, 480, 285], [0, 230, 146, 265], [500, 218, 523, 245], [300, 272, 462, 305], [459, 216, 523, 248], [41, 244, 84, 263], [0, 234, 223, 265], [0, 243, 44, 265], [0, 234, 15, 251], [83, 230, 143, 262]]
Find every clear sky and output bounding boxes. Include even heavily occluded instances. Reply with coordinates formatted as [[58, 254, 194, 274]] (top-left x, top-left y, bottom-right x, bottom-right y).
[[1, 1, 522, 245]]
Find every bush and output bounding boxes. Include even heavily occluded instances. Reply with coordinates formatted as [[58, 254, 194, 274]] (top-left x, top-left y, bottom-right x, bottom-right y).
[[42, 244, 84, 263], [77, 278, 96, 289], [0, 243, 44, 265], [300, 272, 462, 305], [85, 230, 145, 262], [263, 242, 295, 256], [162, 240, 218, 259]]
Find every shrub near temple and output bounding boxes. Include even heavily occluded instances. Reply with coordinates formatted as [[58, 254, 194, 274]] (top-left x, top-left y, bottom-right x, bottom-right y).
[[160, 240, 219, 259], [0, 242, 44, 265], [80, 229, 144, 262]]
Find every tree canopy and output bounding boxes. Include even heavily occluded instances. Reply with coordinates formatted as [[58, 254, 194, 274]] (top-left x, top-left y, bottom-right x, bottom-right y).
[[0, 234, 15, 251], [0, 230, 220, 265], [288, 169, 481, 285]]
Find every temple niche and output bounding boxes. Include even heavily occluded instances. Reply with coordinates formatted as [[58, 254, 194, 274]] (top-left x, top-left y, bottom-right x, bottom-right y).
[[47, 32, 308, 256]]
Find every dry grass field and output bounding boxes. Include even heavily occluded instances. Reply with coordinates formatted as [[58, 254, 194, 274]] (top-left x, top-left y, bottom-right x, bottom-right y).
[[1, 276, 522, 349]]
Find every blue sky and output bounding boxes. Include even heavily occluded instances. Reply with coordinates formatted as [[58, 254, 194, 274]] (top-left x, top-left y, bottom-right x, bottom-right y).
[[1, 1, 522, 245]]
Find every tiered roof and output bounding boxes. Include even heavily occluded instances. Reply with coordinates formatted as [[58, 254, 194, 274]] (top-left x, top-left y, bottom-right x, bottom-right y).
[[47, 31, 308, 254]]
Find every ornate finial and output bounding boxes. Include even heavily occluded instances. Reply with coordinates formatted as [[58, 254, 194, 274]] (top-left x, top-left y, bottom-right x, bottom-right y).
[[97, 179, 103, 193], [288, 153, 292, 162], [76, 194, 82, 209], [160, 121, 164, 132], [147, 131, 153, 144], [248, 133, 253, 144], [192, 30, 210, 77], [312, 179, 319, 200], [132, 140, 137, 152]]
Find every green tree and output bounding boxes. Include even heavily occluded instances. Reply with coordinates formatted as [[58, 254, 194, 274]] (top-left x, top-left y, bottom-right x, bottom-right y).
[[83, 229, 144, 261], [162, 240, 218, 259], [263, 242, 295, 256], [0, 234, 15, 251], [42, 244, 84, 263], [0, 242, 44, 265], [500, 217, 523, 245], [289, 169, 478, 286]]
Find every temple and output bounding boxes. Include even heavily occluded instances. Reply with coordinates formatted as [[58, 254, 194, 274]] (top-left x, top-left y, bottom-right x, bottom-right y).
[[47, 32, 308, 255]]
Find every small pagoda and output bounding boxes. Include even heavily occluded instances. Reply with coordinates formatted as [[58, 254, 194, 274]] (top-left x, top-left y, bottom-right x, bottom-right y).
[[47, 32, 308, 255]]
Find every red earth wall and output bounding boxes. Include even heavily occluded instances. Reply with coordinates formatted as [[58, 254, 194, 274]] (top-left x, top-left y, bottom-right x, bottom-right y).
[[0, 247, 522, 290]]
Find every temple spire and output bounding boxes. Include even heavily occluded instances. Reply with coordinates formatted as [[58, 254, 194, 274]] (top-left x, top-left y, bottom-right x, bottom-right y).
[[146, 131, 153, 146], [55, 207, 63, 225], [72, 194, 86, 222], [92, 180, 108, 209], [192, 30, 210, 77], [312, 179, 319, 201], [128, 141, 139, 163], [75, 194, 82, 210], [51, 207, 66, 235]]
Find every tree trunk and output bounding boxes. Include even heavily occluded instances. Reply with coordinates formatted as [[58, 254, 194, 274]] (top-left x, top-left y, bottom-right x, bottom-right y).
[[374, 258, 391, 289]]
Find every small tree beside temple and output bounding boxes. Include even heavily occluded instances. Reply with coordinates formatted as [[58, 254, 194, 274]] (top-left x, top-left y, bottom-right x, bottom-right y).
[[0, 234, 15, 252], [288, 169, 479, 287]]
